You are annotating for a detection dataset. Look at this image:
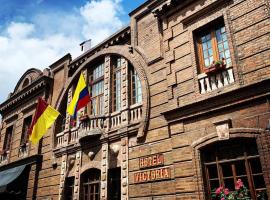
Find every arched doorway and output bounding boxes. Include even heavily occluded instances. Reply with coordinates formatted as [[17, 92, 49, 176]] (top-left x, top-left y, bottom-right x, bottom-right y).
[[80, 168, 101, 200]]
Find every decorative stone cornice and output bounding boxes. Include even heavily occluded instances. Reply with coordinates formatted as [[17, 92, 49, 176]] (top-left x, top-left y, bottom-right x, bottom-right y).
[[0, 75, 53, 115], [163, 78, 270, 123], [69, 26, 131, 72]]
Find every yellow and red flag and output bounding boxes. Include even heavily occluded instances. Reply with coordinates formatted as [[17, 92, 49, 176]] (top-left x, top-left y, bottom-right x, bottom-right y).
[[29, 98, 60, 144]]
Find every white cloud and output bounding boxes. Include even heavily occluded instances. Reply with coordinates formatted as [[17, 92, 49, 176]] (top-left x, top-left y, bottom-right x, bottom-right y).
[[80, 0, 124, 44], [6, 22, 35, 39], [0, 0, 125, 103]]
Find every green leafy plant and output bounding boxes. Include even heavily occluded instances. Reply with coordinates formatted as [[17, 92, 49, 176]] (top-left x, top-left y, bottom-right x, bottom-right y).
[[205, 58, 226, 74]]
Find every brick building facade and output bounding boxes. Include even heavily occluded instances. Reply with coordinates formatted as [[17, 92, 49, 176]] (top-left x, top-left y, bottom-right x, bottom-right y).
[[0, 0, 270, 199]]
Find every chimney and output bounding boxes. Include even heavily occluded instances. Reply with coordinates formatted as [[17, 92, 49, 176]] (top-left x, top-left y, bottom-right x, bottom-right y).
[[80, 39, 92, 52]]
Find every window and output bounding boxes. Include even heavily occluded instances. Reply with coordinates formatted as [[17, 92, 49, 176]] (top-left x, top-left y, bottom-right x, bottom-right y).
[[108, 168, 121, 200], [196, 18, 231, 72], [201, 139, 267, 200], [90, 63, 104, 115], [22, 78, 30, 88], [81, 169, 100, 200], [130, 66, 142, 105], [3, 126, 13, 152], [112, 57, 121, 112], [20, 116, 32, 145], [65, 177, 75, 200]]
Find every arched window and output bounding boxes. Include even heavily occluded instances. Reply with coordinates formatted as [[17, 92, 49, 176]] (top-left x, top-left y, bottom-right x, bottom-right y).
[[201, 138, 267, 200], [22, 78, 30, 88], [81, 169, 101, 200], [129, 64, 142, 105], [90, 63, 104, 115]]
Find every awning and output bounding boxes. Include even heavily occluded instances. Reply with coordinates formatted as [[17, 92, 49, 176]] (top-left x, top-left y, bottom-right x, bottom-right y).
[[0, 164, 26, 193]]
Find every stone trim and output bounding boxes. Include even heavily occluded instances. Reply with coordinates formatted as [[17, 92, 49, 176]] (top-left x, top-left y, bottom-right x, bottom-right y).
[[121, 137, 129, 200], [58, 154, 67, 200], [191, 129, 265, 199], [55, 45, 150, 140], [101, 143, 108, 200]]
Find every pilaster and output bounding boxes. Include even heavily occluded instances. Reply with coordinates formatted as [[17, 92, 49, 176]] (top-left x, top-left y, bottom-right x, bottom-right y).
[[121, 137, 129, 200], [0, 122, 6, 149], [101, 143, 109, 200], [104, 56, 111, 131], [121, 58, 129, 125], [58, 154, 68, 200], [73, 151, 82, 200]]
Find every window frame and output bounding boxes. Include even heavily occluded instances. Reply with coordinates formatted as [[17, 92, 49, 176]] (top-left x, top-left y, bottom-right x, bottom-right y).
[[89, 62, 105, 116], [195, 20, 231, 73], [129, 66, 142, 105], [81, 169, 101, 200], [65, 176, 75, 200], [202, 140, 267, 200], [20, 115, 32, 145], [3, 126, 13, 152]]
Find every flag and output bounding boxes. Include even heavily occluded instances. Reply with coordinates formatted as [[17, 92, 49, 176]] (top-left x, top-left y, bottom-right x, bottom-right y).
[[67, 73, 90, 117], [29, 98, 60, 144]]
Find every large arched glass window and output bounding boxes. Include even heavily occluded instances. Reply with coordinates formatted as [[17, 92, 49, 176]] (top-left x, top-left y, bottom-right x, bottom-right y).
[[90, 63, 104, 115], [81, 168, 101, 200], [201, 139, 267, 200]]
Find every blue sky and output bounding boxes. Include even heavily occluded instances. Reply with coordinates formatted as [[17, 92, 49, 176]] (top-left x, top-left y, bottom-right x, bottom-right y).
[[0, 0, 146, 104]]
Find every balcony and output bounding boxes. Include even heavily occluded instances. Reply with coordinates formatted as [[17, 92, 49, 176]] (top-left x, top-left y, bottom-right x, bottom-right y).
[[78, 116, 104, 142], [55, 103, 143, 148], [198, 66, 235, 94]]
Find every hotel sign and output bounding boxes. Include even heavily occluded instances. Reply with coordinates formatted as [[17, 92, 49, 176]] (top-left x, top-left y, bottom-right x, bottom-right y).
[[134, 154, 171, 183], [139, 154, 164, 169]]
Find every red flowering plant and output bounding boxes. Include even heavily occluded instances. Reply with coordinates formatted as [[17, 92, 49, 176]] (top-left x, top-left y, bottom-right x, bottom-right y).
[[212, 186, 230, 200], [212, 179, 251, 200]]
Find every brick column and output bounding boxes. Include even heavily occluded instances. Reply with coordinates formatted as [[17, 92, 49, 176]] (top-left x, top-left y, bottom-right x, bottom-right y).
[[104, 56, 111, 131], [121, 58, 129, 125], [101, 143, 109, 200], [8, 113, 22, 161], [121, 137, 129, 200], [26, 164, 38, 199], [73, 151, 82, 200], [257, 132, 270, 198], [0, 121, 6, 148], [58, 154, 68, 200]]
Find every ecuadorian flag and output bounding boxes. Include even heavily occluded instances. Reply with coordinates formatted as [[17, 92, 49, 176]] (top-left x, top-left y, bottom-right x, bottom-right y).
[[67, 73, 90, 117], [29, 98, 60, 144]]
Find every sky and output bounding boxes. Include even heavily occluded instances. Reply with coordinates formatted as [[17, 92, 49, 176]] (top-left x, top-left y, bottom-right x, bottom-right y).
[[0, 0, 146, 104]]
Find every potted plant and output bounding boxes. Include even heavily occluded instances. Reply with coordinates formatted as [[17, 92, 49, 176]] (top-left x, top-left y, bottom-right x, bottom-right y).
[[205, 58, 226, 75], [79, 114, 89, 121], [212, 179, 251, 200], [69, 118, 77, 129]]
